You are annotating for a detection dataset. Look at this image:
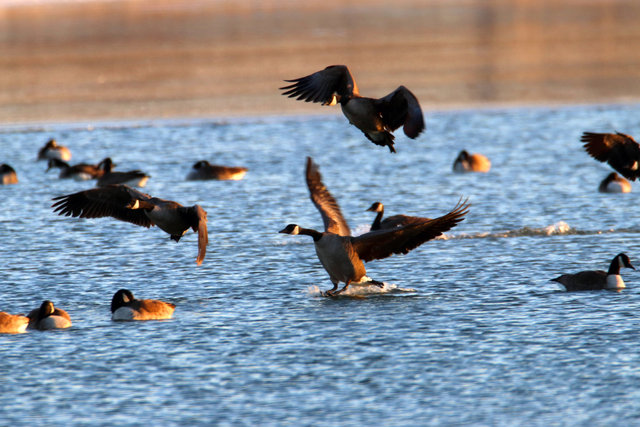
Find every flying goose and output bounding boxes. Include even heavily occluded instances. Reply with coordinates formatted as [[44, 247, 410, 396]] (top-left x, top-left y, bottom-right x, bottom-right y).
[[96, 157, 150, 187], [551, 253, 635, 291], [366, 202, 431, 231], [37, 138, 71, 161], [0, 312, 29, 334], [598, 172, 631, 193], [581, 132, 640, 180], [280, 65, 425, 153], [280, 157, 469, 296], [186, 160, 248, 181], [51, 184, 208, 265], [27, 300, 72, 330], [453, 150, 491, 173], [47, 158, 106, 180], [111, 289, 176, 321], [0, 164, 18, 185]]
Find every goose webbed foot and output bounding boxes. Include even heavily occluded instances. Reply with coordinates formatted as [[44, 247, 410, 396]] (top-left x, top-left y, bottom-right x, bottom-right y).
[[369, 279, 385, 289]]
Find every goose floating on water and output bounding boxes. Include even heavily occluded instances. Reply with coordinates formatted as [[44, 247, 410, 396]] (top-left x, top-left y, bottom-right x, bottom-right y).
[[47, 158, 106, 180], [52, 184, 208, 265], [598, 172, 631, 193], [281, 65, 425, 153], [453, 150, 491, 173], [366, 202, 431, 231], [111, 289, 175, 321], [27, 300, 72, 330], [551, 253, 635, 291], [186, 160, 248, 181], [581, 132, 640, 181], [0, 164, 18, 185], [37, 139, 71, 161], [96, 158, 150, 187], [280, 157, 469, 296], [0, 312, 29, 334]]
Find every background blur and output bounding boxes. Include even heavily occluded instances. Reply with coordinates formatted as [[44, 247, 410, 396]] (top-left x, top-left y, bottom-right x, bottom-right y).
[[1, 0, 640, 124]]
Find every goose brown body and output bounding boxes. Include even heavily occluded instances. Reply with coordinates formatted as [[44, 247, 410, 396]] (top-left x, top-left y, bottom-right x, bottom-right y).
[[0, 312, 29, 334], [38, 139, 71, 161], [551, 253, 635, 291], [0, 164, 18, 185], [186, 160, 248, 181], [111, 289, 175, 321], [96, 158, 149, 187], [27, 301, 72, 330], [581, 132, 640, 181], [453, 150, 491, 173]]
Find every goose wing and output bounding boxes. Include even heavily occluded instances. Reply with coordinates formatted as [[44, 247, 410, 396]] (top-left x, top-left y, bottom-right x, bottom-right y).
[[380, 214, 430, 230], [376, 85, 425, 138], [581, 132, 640, 180], [352, 199, 469, 262], [280, 65, 358, 104], [177, 204, 208, 265], [52, 184, 154, 227], [305, 157, 350, 236]]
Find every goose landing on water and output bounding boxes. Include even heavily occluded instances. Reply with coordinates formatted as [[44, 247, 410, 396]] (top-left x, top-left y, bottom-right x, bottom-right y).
[[52, 184, 208, 265], [551, 253, 635, 291], [581, 132, 640, 181], [111, 289, 175, 321], [281, 65, 425, 153], [280, 157, 469, 296]]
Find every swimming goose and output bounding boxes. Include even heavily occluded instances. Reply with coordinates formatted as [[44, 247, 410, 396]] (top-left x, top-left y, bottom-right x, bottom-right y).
[[281, 65, 425, 153], [27, 300, 72, 330], [598, 172, 631, 193], [551, 253, 635, 291], [0, 164, 18, 185], [51, 184, 208, 265], [453, 150, 491, 173], [37, 138, 71, 161], [0, 312, 29, 334], [581, 132, 640, 181], [366, 202, 430, 231], [280, 157, 469, 296], [96, 158, 150, 187], [47, 158, 106, 180], [111, 289, 175, 321], [186, 160, 248, 181]]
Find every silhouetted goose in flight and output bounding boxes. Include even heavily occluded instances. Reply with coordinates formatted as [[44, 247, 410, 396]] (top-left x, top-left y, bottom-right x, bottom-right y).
[[111, 289, 176, 321], [551, 253, 635, 291], [0, 312, 29, 334], [281, 65, 425, 153], [280, 157, 469, 296], [186, 160, 248, 181], [52, 185, 208, 265], [96, 158, 150, 187], [47, 158, 106, 180], [0, 164, 18, 185], [581, 132, 640, 181], [37, 138, 71, 161], [453, 150, 491, 173], [366, 202, 431, 231], [27, 300, 72, 330], [598, 172, 631, 193]]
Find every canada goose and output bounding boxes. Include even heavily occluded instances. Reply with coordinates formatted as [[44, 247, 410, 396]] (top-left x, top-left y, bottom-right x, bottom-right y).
[[96, 158, 150, 187], [366, 202, 430, 231], [51, 184, 208, 265], [27, 300, 72, 330], [280, 157, 469, 296], [47, 158, 105, 180], [37, 138, 71, 161], [281, 65, 425, 153], [186, 160, 248, 181], [599, 172, 631, 193], [111, 289, 175, 321], [453, 150, 491, 173], [551, 253, 635, 291], [581, 132, 640, 180], [0, 312, 29, 334], [0, 164, 18, 185]]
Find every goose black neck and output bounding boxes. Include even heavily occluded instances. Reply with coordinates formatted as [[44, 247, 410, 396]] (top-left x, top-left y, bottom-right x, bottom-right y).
[[298, 227, 323, 242], [608, 257, 621, 275], [371, 209, 383, 231]]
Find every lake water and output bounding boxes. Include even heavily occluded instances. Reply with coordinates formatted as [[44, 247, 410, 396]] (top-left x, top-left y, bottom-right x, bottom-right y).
[[2, 104, 640, 426]]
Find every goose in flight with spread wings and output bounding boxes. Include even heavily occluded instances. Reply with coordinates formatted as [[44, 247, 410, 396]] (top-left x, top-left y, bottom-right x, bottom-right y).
[[280, 65, 425, 153], [280, 157, 469, 296], [581, 132, 640, 181], [52, 185, 208, 265]]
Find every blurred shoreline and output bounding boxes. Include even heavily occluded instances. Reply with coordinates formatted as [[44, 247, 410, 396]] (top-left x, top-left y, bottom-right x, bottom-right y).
[[1, 0, 640, 125]]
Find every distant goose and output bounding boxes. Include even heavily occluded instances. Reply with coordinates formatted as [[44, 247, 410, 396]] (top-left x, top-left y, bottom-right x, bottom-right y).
[[0, 312, 29, 334], [186, 160, 248, 181], [47, 158, 106, 180], [453, 150, 491, 173], [37, 139, 71, 161], [96, 158, 150, 187], [598, 172, 631, 193], [366, 202, 431, 231], [52, 184, 208, 265], [281, 65, 425, 153], [27, 300, 72, 330], [280, 157, 469, 296], [111, 289, 175, 321], [581, 132, 640, 180], [0, 164, 18, 185], [551, 253, 635, 291]]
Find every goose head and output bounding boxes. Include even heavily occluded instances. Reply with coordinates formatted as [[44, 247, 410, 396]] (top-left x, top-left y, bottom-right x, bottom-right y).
[[192, 160, 210, 170], [279, 224, 301, 235], [111, 289, 135, 313], [615, 253, 635, 270], [366, 202, 384, 213]]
